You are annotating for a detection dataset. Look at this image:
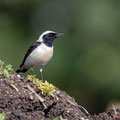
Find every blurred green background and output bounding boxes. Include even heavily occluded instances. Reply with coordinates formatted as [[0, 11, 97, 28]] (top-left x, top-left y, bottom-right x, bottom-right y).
[[1, 0, 120, 114]]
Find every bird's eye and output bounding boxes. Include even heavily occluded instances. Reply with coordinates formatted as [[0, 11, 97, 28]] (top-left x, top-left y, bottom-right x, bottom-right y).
[[49, 33, 54, 37], [49, 34, 53, 37]]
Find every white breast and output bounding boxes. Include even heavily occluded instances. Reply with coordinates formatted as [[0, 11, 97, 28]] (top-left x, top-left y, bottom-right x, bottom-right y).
[[24, 43, 53, 68]]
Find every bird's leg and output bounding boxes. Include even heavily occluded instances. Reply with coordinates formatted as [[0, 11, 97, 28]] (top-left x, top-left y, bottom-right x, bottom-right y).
[[40, 67, 44, 81], [30, 67, 34, 75]]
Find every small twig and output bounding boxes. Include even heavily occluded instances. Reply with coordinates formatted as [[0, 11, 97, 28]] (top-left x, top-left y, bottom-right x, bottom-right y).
[[66, 98, 89, 115], [27, 85, 44, 102], [64, 108, 73, 113], [10, 84, 19, 92], [27, 85, 47, 108], [78, 105, 89, 116], [61, 95, 89, 116]]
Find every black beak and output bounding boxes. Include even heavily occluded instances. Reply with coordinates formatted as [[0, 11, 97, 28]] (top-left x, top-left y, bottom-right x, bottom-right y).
[[55, 33, 64, 38]]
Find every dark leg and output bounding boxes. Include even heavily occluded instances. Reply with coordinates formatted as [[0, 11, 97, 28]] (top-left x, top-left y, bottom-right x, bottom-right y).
[[30, 67, 34, 75], [40, 66, 44, 81]]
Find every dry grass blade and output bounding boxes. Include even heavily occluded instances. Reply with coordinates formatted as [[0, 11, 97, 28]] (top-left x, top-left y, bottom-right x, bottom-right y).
[[10, 84, 19, 92], [27, 85, 47, 108], [61, 95, 89, 116]]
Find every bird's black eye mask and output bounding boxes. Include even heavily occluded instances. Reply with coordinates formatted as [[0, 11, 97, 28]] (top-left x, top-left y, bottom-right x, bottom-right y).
[[48, 33, 57, 38], [43, 33, 57, 47], [43, 33, 57, 39]]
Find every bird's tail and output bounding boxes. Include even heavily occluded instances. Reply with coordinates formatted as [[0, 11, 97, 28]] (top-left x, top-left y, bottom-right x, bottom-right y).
[[16, 68, 28, 73]]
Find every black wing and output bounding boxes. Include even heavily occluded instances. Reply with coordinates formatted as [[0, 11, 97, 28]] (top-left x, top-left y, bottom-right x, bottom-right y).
[[20, 41, 41, 68]]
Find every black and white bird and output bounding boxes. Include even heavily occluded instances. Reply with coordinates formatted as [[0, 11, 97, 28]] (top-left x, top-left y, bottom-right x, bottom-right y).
[[16, 31, 63, 80]]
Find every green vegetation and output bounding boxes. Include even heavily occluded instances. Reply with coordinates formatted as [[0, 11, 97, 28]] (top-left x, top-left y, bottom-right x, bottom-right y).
[[40, 116, 59, 120], [0, 60, 13, 77], [52, 116, 59, 120], [27, 75, 60, 97], [0, 113, 5, 120], [0, 112, 10, 120]]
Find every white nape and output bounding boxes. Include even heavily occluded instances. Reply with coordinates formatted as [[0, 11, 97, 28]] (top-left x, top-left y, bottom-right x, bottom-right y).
[[37, 31, 56, 42]]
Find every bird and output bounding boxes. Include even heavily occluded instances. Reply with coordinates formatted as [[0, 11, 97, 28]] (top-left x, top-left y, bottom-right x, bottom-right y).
[[16, 31, 63, 81]]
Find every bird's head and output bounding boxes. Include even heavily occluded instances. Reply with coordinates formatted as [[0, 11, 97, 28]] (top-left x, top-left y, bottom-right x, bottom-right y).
[[37, 31, 63, 47]]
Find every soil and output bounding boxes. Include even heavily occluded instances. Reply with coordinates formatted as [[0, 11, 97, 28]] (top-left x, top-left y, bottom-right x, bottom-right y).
[[0, 72, 119, 120]]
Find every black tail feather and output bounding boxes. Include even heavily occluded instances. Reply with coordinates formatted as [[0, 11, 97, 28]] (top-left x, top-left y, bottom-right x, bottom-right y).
[[16, 69, 21, 73], [16, 68, 28, 73]]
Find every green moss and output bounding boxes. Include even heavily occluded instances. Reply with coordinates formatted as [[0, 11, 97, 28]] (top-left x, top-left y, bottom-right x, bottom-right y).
[[27, 75, 60, 97], [0, 60, 13, 77]]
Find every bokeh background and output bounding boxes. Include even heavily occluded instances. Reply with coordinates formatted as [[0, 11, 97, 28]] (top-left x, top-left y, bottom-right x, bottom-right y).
[[1, 0, 120, 114]]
